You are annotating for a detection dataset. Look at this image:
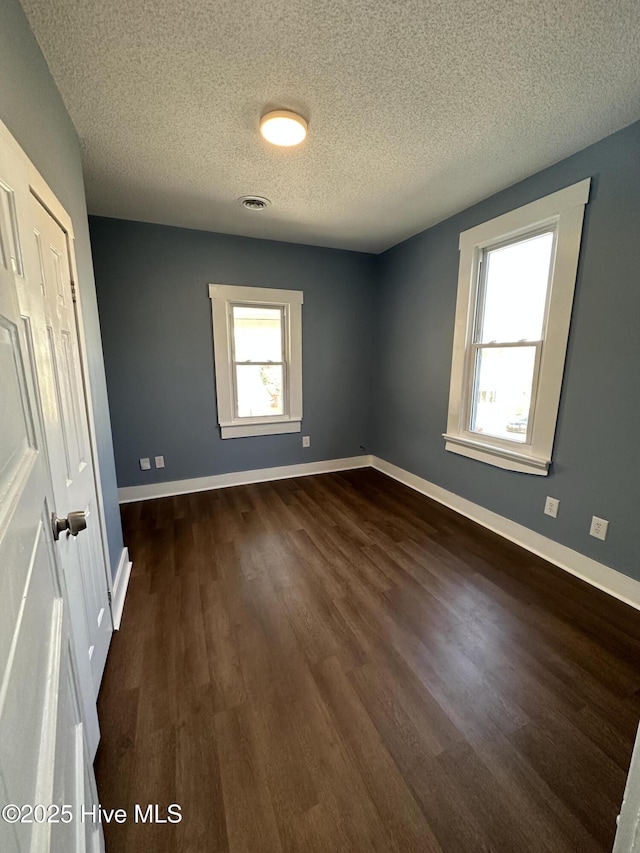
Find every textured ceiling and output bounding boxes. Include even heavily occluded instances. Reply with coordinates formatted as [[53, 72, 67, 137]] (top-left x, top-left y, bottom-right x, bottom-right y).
[[20, 0, 640, 253]]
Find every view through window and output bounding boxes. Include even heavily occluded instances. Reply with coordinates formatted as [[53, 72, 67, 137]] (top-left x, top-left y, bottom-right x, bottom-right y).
[[445, 178, 589, 474], [469, 231, 554, 443], [232, 305, 285, 418]]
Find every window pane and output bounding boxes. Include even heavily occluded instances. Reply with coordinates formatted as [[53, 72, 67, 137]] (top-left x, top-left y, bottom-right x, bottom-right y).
[[478, 232, 554, 343], [470, 346, 536, 443], [233, 305, 283, 362], [236, 364, 284, 417]]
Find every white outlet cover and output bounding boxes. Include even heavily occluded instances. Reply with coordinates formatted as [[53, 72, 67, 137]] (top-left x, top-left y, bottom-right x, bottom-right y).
[[139, 457, 151, 471], [302, 436, 310, 447], [155, 455, 165, 468], [544, 497, 559, 518], [589, 516, 609, 541]]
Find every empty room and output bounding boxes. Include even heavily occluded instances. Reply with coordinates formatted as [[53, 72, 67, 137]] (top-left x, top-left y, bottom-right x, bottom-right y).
[[1, 0, 640, 851]]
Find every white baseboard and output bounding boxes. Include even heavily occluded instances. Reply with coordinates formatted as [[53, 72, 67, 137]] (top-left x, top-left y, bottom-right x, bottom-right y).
[[111, 547, 132, 630], [370, 455, 640, 612], [116, 452, 639, 613], [117, 455, 370, 503]]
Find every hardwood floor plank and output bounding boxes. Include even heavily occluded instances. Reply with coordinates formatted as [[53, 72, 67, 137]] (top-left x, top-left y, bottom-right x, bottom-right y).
[[568, 702, 640, 771], [248, 683, 319, 851], [436, 741, 565, 853], [175, 684, 229, 853], [215, 705, 284, 853], [286, 528, 348, 600], [405, 752, 495, 853], [508, 712, 627, 848], [356, 638, 466, 756], [473, 733, 604, 853], [313, 655, 443, 853], [124, 725, 178, 853], [287, 674, 409, 853], [200, 578, 249, 711], [176, 568, 210, 689], [192, 517, 218, 581], [174, 518, 196, 576], [348, 659, 436, 770], [245, 573, 319, 701], [94, 680, 139, 853], [96, 470, 640, 852]]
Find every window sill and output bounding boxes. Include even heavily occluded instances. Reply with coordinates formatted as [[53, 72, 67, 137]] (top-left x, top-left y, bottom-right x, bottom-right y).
[[220, 419, 301, 439], [443, 433, 549, 475]]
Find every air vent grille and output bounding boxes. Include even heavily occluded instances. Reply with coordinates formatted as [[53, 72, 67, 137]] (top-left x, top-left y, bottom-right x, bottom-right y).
[[239, 195, 271, 211]]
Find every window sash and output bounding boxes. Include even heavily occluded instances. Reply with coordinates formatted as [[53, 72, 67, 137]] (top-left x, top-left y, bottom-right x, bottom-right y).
[[229, 302, 289, 421], [231, 302, 285, 362], [232, 362, 288, 419], [210, 283, 303, 439], [230, 301, 285, 363], [465, 340, 542, 446], [444, 178, 590, 475], [472, 226, 556, 346], [463, 226, 555, 447]]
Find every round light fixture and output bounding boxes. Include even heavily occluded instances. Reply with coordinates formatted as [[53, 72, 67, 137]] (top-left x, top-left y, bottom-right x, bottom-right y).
[[260, 110, 307, 147]]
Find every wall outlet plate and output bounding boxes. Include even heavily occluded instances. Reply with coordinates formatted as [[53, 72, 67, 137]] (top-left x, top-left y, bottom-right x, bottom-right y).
[[590, 516, 609, 541], [302, 436, 310, 448], [155, 455, 165, 468], [544, 496, 559, 518], [139, 457, 151, 471]]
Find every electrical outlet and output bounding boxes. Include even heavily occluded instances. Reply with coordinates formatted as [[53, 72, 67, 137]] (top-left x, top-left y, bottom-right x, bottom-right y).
[[590, 516, 609, 541], [155, 455, 165, 468], [302, 436, 310, 448], [544, 496, 559, 518], [139, 457, 151, 471]]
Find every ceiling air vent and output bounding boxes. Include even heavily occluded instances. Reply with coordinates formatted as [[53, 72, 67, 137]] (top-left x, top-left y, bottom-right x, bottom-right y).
[[239, 195, 271, 211]]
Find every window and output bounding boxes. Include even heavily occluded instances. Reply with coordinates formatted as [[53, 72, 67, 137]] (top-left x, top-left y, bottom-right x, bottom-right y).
[[444, 179, 590, 475], [209, 284, 303, 438]]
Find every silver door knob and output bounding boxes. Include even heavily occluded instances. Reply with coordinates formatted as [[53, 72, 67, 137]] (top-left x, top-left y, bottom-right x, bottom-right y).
[[51, 510, 87, 541]]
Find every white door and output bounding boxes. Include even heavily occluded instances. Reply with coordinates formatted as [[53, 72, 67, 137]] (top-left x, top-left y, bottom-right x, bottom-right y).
[[0, 135, 103, 852], [29, 195, 112, 709]]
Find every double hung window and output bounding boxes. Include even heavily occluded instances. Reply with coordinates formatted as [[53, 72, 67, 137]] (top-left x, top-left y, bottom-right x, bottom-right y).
[[209, 284, 303, 438], [444, 179, 590, 474]]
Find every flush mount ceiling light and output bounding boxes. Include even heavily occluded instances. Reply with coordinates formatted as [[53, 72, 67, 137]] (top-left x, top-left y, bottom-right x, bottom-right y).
[[260, 110, 307, 147]]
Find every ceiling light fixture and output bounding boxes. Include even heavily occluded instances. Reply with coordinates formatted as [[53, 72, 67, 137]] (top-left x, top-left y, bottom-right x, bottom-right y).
[[260, 110, 307, 147]]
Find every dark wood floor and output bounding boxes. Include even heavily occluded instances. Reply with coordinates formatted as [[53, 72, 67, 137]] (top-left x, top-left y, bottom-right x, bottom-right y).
[[95, 469, 640, 852]]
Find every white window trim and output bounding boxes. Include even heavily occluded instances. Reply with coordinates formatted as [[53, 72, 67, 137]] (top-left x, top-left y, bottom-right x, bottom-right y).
[[209, 283, 303, 439], [444, 178, 591, 475]]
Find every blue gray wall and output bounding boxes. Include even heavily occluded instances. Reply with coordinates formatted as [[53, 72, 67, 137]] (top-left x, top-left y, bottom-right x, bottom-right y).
[[373, 120, 640, 582], [0, 0, 124, 579], [89, 121, 640, 585], [5, 0, 637, 588], [89, 218, 376, 488]]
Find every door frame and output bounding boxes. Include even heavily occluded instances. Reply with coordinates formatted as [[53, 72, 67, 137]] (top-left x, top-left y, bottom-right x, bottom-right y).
[[614, 723, 640, 852], [1, 118, 115, 625]]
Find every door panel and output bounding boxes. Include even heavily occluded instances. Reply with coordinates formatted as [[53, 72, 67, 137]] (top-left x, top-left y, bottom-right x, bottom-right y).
[[0, 121, 104, 852], [0, 318, 36, 479], [0, 179, 23, 276], [1, 512, 57, 826], [30, 196, 112, 702], [46, 323, 73, 480], [50, 655, 101, 853]]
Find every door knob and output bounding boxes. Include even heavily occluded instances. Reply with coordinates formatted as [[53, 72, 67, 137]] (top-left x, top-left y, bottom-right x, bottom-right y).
[[51, 510, 87, 541]]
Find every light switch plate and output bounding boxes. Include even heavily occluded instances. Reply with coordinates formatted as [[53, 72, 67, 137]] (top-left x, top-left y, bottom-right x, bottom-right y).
[[139, 457, 151, 471]]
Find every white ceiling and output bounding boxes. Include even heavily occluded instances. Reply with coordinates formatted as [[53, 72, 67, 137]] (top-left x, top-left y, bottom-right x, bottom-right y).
[[20, 0, 640, 253]]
